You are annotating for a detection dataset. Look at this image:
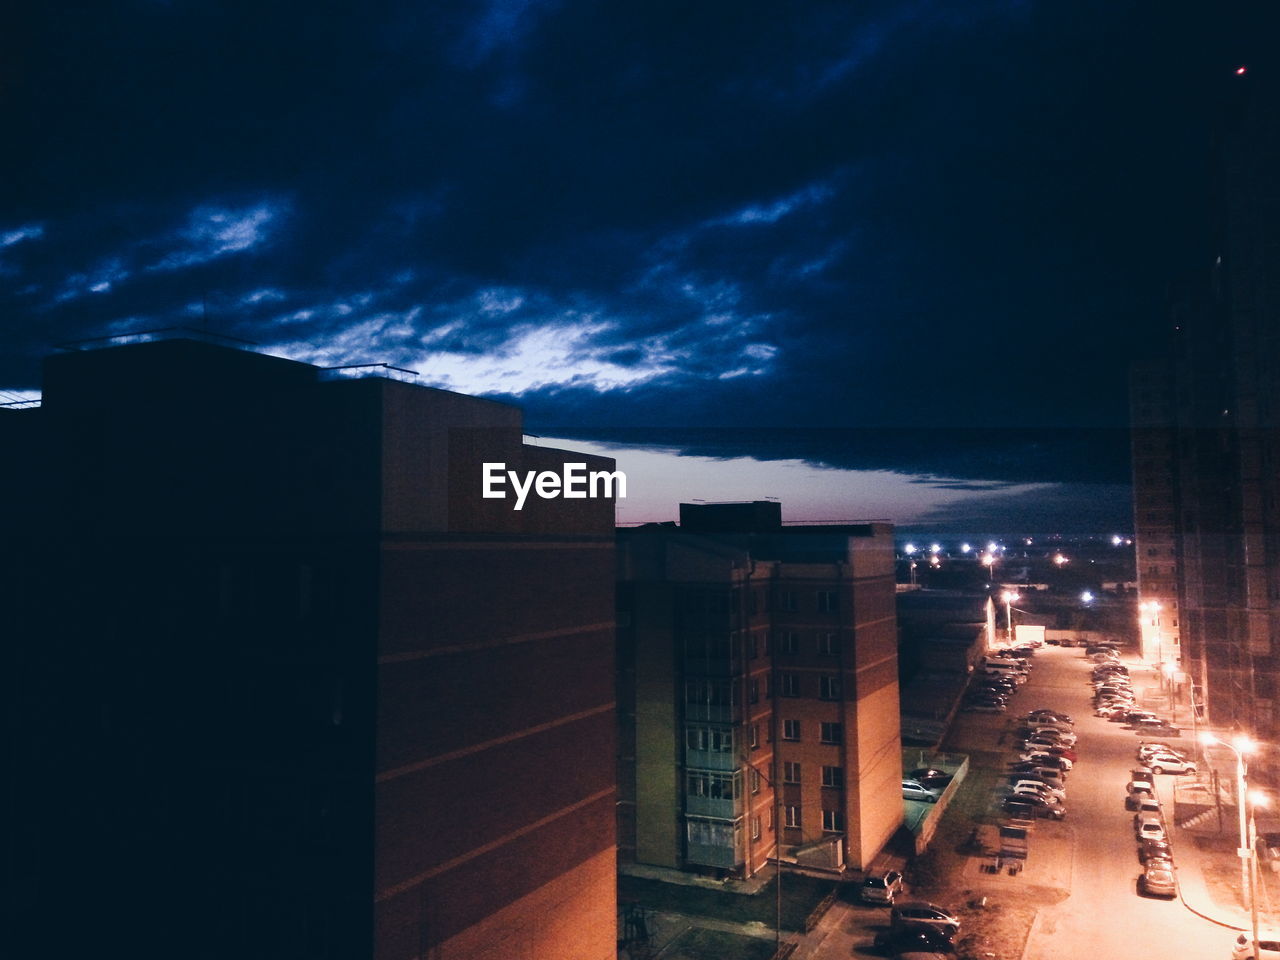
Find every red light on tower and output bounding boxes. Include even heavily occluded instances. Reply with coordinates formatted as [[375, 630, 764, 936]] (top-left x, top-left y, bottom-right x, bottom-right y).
[[1236, 65, 1248, 76]]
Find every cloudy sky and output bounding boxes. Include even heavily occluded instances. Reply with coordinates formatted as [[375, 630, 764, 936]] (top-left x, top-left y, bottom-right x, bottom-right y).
[[2, 1, 1272, 529]]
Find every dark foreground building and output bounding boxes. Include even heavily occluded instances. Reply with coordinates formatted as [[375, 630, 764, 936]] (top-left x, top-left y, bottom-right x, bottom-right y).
[[1, 336, 617, 960], [1129, 75, 1280, 748], [616, 502, 901, 878]]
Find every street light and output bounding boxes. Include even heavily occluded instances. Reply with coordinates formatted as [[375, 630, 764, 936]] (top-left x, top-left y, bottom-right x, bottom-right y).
[[1202, 732, 1261, 958], [1001, 590, 1020, 646]]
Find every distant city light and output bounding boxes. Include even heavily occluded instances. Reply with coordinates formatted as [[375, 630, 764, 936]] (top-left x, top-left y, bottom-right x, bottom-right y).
[[1081, 591, 1094, 603], [903, 543, 917, 555], [1053, 554, 1068, 566], [1111, 535, 1123, 546], [1236, 65, 1248, 76], [960, 543, 971, 554], [929, 543, 941, 554], [987, 541, 998, 553]]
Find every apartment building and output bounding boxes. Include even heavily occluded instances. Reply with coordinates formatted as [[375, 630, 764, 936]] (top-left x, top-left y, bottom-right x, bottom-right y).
[[616, 501, 901, 879], [0, 335, 617, 960], [1129, 74, 1280, 742]]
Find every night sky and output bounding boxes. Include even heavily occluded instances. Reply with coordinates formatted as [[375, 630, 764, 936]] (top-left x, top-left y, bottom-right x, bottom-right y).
[[2, 2, 1273, 529]]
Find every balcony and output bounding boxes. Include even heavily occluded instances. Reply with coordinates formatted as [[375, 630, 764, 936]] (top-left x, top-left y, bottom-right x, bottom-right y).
[[686, 840, 743, 869], [685, 794, 742, 819]]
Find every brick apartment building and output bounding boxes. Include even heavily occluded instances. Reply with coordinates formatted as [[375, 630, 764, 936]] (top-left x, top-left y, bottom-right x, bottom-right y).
[[0, 335, 617, 960], [616, 501, 901, 879]]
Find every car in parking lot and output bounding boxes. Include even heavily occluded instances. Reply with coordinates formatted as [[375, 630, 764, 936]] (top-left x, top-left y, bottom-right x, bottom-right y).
[[1001, 794, 1065, 820], [1231, 931, 1280, 960], [1146, 754, 1197, 775], [1126, 780, 1155, 808], [890, 901, 961, 938], [1139, 837, 1173, 863], [1132, 796, 1160, 818], [1136, 815, 1166, 841], [1139, 860, 1177, 898], [861, 868, 905, 904], [1138, 742, 1179, 761], [1022, 709, 1072, 724], [1012, 780, 1066, 803], [907, 768, 954, 790], [903, 780, 940, 803], [1018, 752, 1072, 772]]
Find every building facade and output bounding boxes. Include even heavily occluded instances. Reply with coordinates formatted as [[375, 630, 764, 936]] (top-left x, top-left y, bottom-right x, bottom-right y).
[[0, 336, 617, 960], [1129, 75, 1280, 745], [616, 502, 901, 878]]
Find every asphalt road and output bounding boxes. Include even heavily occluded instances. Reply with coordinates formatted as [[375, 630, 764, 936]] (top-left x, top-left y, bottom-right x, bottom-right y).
[[1004, 645, 1230, 960]]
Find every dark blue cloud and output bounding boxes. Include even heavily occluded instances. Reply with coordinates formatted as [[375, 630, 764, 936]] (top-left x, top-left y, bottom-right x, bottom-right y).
[[1, 0, 1275, 493]]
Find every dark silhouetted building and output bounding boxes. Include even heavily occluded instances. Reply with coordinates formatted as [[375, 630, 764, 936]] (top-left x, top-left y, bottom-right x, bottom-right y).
[[1129, 74, 1280, 745], [1, 336, 617, 960], [615, 502, 900, 878]]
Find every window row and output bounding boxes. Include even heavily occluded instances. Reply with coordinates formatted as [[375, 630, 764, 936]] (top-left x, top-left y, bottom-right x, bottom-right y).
[[686, 771, 743, 800], [781, 720, 843, 744], [782, 806, 845, 832], [782, 763, 845, 787], [777, 672, 843, 700]]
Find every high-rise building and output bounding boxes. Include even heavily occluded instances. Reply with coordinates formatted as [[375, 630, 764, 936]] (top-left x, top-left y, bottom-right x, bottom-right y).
[[615, 501, 900, 878], [1129, 74, 1280, 744], [0, 335, 617, 960]]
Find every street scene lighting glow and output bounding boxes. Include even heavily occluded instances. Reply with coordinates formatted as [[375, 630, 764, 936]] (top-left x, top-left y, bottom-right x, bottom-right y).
[[1233, 734, 1258, 754], [960, 543, 971, 553], [903, 542, 917, 554], [929, 543, 941, 554], [1081, 590, 1094, 603]]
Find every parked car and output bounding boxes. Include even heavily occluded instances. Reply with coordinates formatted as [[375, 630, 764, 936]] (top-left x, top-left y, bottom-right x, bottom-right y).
[[861, 868, 905, 904], [1231, 931, 1280, 960], [1138, 742, 1179, 761], [1132, 796, 1161, 818], [1133, 719, 1182, 737], [1012, 780, 1066, 803], [1001, 794, 1065, 820], [890, 901, 961, 938], [907, 768, 954, 790], [1022, 709, 1073, 724], [903, 780, 940, 803], [1146, 754, 1197, 775], [1019, 752, 1072, 772], [1139, 860, 1177, 898], [1126, 780, 1155, 808], [1136, 815, 1166, 842], [1139, 837, 1173, 863]]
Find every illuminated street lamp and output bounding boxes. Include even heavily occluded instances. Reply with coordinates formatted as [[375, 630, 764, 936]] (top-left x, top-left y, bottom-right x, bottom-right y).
[[1001, 590, 1019, 645], [1202, 732, 1261, 958], [1080, 590, 1094, 604]]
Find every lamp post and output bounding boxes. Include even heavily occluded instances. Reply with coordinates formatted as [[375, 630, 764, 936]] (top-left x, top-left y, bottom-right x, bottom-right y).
[[1001, 590, 1020, 646], [1202, 732, 1260, 958]]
